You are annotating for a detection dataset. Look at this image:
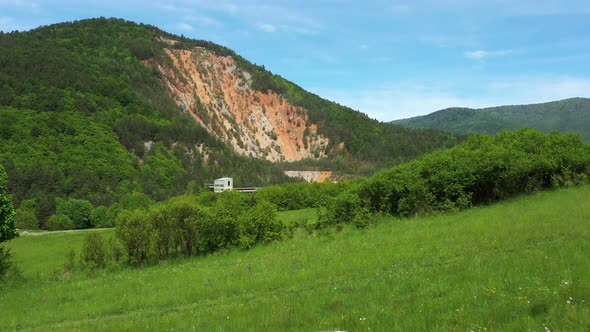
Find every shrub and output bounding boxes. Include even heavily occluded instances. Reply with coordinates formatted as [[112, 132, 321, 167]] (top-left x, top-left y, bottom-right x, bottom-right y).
[[0, 246, 13, 279], [109, 192, 287, 267], [15, 210, 39, 230], [90, 206, 112, 228], [80, 233, 107, 269], [116, 210, 157, 266], [46, 214, 75, 230], [238, 200, 282, 249], [354, 129, 590, 217], [317, 193, 373, 229], [55, 198, 94, 229], [15, 199, 38, 229]]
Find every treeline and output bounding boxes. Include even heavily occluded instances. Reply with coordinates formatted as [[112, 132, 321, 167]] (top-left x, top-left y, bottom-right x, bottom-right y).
[[78, 192, 283, 268], [317, 129, 590, 228]]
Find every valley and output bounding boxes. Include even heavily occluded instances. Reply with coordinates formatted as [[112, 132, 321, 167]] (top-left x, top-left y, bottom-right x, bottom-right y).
[[1, 16, 589, 332], [2, 186, 589, 330]]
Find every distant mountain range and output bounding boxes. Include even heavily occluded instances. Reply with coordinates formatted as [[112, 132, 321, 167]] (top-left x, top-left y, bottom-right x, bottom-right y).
[[392, 98, 590, 141]]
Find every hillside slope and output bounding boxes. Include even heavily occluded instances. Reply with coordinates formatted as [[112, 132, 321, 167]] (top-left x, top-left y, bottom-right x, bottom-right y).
[[392, 98, 590, 141], [148, 31, 459, 163], [0, 18, 458, 224], [3, 185, 589, 330]]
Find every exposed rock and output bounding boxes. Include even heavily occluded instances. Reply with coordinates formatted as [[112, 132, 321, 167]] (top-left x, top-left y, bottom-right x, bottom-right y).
[[284, 171, 333, 183], [146, 44, 330, 162]]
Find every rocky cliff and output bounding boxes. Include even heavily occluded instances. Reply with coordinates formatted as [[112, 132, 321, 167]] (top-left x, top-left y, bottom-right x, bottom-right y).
[[145, 38, 330, 162]]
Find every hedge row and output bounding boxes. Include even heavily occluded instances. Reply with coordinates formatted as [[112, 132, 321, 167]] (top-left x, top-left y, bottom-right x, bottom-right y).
[[320, 129, 590, 226], [82, 192, 283, 267]]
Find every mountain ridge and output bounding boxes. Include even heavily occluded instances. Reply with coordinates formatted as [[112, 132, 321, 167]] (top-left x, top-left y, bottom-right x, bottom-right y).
[[392, 97, 590, 141]]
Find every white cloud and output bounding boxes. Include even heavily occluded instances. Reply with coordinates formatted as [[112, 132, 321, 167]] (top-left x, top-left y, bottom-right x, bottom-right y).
[[257, 23, 276, 32], [464, 50, 488, 59], [464, 49, 513, 60], [176, 22, 193, 31]]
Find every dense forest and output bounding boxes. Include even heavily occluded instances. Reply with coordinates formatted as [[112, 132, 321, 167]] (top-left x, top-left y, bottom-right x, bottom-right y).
[[0, 18, 458, 230], [392, 98, 590, 141]]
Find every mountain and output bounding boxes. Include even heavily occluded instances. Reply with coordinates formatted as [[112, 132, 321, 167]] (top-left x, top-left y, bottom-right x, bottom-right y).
[[392, 98, 590, 141], [0, 18, 458, 225]]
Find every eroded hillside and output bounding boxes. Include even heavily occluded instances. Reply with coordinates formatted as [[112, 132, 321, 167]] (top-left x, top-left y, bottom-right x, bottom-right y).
[[146, 39, 330, 162]]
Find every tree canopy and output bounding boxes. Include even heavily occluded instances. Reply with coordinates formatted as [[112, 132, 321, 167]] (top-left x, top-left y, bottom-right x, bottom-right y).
[[0, 165, 17, 243]]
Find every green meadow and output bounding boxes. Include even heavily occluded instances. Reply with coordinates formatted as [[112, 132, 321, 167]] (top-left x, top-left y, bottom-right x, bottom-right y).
[[1, 186, 589, 331]]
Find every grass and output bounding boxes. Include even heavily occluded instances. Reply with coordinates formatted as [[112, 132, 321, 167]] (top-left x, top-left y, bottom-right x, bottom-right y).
[[6, 229, 114, 277], [276, 207, 317, 225], [1, 186, 589, 331]]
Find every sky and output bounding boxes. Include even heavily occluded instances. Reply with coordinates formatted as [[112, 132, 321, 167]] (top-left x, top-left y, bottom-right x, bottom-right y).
[[1, 0, 590, 121]]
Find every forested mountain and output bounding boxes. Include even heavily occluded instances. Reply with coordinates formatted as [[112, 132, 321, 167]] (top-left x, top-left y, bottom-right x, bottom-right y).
[[0, 18, 458, 227], [392, 98, 590, 141]]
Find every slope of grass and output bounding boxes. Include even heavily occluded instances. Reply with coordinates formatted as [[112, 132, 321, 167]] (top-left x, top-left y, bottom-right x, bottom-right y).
[[6, 229, 114, 277], [276, 207, 317, 226], [1, 186, 589, 331]]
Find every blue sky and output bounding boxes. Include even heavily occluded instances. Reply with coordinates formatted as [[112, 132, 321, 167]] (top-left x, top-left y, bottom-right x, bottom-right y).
[[1, 0, 590, 121]]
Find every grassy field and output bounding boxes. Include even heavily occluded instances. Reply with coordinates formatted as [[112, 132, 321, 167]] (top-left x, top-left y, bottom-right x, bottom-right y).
[[276, 207, 317, 226], [6, 229, 114, 277], [1, 186, 589, 331]]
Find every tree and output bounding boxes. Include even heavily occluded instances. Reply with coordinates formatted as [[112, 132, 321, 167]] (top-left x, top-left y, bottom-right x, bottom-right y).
[[15, 198, 39, 230], [0, 165, 17, 278], [55, 198, 94, 229], [0, 165, 17, 243]]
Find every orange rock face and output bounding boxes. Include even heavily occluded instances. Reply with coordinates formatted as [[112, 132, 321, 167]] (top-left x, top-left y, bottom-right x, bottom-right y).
[[146, 44, 330, 162], [283, 171, 333, 182]]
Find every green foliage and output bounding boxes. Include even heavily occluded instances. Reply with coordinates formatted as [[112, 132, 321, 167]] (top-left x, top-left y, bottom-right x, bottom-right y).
[[14, 198, 39, 230], [3, 186, 590, 330], [256, 181, 345, 211], [350, 129, 590, 218], [0, 246, 13, 279], [15, 210, 38, 230], [118, 192, 154, 211], [55, 198, 94, 229], [316, 193, 374, 229], [113, 193, 285, 267], [45, 214, 75, 231], [89, 206, 111, 228], [238, 200, 282, 249], [80, 233, 107, 269], [0, 165, 17, 243], [115, 210, 157, 266], [393, 97, 590, 142], [0, 18, 294, 221]]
